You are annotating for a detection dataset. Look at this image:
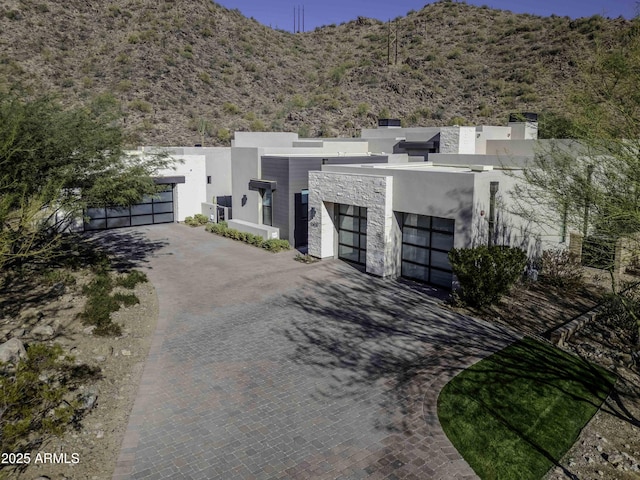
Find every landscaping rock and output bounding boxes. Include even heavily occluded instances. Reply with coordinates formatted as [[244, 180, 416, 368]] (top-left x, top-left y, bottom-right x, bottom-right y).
[[608, 453, 624, 466], [50, 282, 66, 297], [31, 324, 55, 338], [0, 338, 26, 363], [11, 327, 25, 338], [80, 388, 98, 411], [83, 326, 96, 335]]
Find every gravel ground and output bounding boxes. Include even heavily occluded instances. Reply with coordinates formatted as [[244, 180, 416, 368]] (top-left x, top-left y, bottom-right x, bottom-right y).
[[1, 273, 159, 480]]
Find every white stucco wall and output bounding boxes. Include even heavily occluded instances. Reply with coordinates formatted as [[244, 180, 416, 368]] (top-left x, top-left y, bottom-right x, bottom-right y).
[[471, 170, 565, 257], [508, 121, 538, 140], [231, 147, 261, 225], [179, 147, 232, 203], [308, 172, 395, 277], [155, 154, 207, 222], [475, 126, 512, 154], [233, 132, 299, 148]]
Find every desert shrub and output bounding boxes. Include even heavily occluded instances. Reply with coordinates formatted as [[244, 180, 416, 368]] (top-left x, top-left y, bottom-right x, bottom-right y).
[[0, 344, 99, 456], [223, 102, 239, 114], [41, 268, 76, 286], [250, 118, 266, 131], [262, 239, 291, 252], [80, 269, 144, 336], [116, 270, 148, 289], [216, 128, 232, 145], [184, 214, 209, 227], [539, 249, 584, 289], [446, 48, 462, 60], [198, 72, 211, 84], [356, 103, 370, 116], [112, 292, 139, 307], [298, 125, 310, 138], [449, 246, 527, 308], [129, 99, 152, 113], [294, 253, 319, 264], [599, 287, 640, 347], [329, 63, 350, 85]]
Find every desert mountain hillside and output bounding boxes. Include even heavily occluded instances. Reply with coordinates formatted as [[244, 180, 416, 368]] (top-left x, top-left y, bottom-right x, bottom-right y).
[[0, 0, 631, 145]]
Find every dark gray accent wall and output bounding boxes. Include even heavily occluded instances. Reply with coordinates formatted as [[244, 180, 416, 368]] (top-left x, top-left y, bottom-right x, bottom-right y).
[[289, 158, 323, 244], [262, 155, 390, 244], [261, 157, 290, 240]]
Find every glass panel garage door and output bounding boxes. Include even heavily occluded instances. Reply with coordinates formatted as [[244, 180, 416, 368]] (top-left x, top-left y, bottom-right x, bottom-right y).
[[84, 186, 174, 231], [401, 213, 454, 288], [338, 204, 367, 265]]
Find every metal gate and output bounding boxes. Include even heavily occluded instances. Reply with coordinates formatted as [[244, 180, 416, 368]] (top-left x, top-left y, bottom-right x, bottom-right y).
[[401, 213, 454, 288], [84, 186, 174, 231], [337, 204, 367, 265]]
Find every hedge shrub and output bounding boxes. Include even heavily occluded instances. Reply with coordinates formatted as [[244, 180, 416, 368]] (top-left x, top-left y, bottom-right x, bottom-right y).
[[205, 222, 290, 252], [449, 245, 527, 308], [183, 213, 209, 227]]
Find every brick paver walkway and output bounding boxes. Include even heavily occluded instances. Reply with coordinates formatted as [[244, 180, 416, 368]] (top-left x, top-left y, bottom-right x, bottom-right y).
[[105, 224, 517, 480]]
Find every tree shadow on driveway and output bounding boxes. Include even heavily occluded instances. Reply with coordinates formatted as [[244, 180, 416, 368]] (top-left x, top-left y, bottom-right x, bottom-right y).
[[281, 265, 519, 433], [82, 228, 169, 271]]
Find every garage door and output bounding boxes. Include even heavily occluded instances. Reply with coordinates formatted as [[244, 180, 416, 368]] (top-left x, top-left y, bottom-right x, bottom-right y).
[[84, 186, 174, 231], [338, 204, 367, 265], [401, 213, 454, 288]]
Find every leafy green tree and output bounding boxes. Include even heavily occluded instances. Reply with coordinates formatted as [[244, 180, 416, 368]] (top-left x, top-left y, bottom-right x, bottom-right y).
[[0, 91, 174, 270], [514, 19, 640, 252], [513, 19, 640, 341]]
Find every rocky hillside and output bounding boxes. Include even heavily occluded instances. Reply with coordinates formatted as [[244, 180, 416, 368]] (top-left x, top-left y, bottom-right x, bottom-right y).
[[0, 0, 631, 145]]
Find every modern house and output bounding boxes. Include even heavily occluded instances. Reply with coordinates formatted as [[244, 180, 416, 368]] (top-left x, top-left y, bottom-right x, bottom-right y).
[[307, 161, 560, 288], [82, 114, 572, 289], [304, 115, 565, 288], [227, 132, 400, 247]]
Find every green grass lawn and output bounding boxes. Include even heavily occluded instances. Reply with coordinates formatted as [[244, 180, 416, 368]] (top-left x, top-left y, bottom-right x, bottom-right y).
[[438, 337, 615, 480]]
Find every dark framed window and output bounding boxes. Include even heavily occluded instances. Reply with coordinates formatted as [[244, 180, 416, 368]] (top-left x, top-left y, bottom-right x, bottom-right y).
[[207, 175, 212, 184], [262, 189, 272, 226], [401, 213, 454, 288], [84, 185, 174, 231], [300, 190, 308, 221], [338, 204, 367, 265]]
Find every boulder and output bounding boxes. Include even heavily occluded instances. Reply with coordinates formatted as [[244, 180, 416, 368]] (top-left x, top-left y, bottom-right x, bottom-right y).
[[50, 282, 66, 297], [83, 326, 96, 335], [10, 328, 25, 338], [608, 454, 624, 466], [0, 338, 26, 364], [19, 307, 43, 322], [31, 324, 55, 338]]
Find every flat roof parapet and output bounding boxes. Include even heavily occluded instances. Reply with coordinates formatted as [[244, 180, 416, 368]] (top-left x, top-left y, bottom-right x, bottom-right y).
[[469, 165, 494, 172]]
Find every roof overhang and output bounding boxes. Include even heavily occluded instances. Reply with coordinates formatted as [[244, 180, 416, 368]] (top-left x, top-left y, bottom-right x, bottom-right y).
[[248, 179, 277, 191], [154, 176, 185, 184]]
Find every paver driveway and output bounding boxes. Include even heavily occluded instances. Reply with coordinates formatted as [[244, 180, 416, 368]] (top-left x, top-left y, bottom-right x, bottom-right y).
[[105, 224, 517, 480]]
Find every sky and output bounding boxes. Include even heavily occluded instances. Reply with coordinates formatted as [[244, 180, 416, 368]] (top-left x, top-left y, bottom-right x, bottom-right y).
[[215, 0, 637, 32]]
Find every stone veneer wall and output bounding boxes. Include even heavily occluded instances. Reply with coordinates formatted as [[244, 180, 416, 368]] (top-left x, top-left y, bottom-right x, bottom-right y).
[[308, 171, 395, 277]]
